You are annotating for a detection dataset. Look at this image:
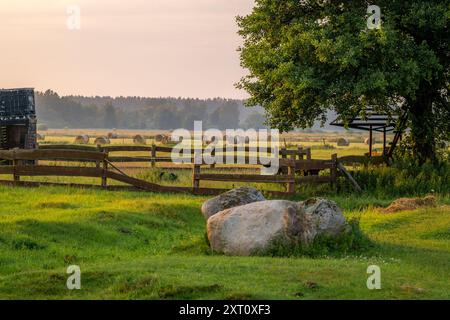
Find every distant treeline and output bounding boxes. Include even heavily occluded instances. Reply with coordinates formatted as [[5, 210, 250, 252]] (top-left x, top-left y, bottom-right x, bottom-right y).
[[35, 90, 267, 130]]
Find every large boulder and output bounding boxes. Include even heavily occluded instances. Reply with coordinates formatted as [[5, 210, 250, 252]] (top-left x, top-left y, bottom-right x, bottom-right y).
[[201, 187, 265, 220], [207, 198, 349, 256], [300, 198, 348, 237], [207, 200, 315, 256]]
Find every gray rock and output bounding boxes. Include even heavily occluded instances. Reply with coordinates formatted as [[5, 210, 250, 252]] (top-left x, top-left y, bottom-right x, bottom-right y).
[[201, 187, 265, 220], [300, 198, 348, 237], [206, 198, 349, 256], [207, 200, 315, 256]]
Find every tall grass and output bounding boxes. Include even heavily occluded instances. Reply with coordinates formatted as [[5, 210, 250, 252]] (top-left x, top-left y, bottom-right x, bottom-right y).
[[349, 161, 450, 197]]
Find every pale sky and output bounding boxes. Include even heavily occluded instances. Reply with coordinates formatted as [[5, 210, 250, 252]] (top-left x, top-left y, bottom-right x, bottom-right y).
[[0, 0, 255, 98]]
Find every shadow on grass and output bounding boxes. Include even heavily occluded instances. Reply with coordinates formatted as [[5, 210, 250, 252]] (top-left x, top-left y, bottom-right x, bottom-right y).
[[1, 202, 206, 259]]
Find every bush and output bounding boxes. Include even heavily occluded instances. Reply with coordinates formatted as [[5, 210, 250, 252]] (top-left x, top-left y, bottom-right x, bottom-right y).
[[350, 162, 450, 197], [394, 134, 450, 163]]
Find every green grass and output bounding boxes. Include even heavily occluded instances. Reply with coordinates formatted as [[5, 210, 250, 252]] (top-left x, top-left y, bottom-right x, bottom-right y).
[[0, 185, 449, 300]]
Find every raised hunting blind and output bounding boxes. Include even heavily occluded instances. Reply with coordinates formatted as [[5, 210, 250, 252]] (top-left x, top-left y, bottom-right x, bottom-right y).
[[0, 88, 37, 150], [330, 108, 408, 158]]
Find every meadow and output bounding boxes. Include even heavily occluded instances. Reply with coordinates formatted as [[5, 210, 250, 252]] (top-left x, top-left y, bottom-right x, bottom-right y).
[[41, 129, 387, 160], [0, 186, 448, 299], [14, 129, 388, 190], [0, 130, 449, 300]]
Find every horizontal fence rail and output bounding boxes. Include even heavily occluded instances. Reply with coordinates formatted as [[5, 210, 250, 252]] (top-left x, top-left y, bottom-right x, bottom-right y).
[[0, 149, 106, 162], [12, 166, 103, 178]]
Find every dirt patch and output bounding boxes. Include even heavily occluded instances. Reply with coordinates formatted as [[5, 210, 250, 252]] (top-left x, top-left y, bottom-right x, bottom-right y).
[[225, 292, 255, 300], [118, 276, 158, 294], [34, 202, 78, 210], [400, 284, 426, 294], [383, 196, 437, 213], [158, 284, 223, 299]]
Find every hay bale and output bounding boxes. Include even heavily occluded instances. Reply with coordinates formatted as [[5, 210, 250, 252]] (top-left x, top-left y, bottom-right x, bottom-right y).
[[337, 138, 350, 147], [155, 134, 164, 142], [94, 136, 110, 146], [364, 137, 376, 145], [107, 132, 118, 139], [133, 135, 146, 145], [74, 135, 90, 144], [155, 134, 170, 144], [383, 196, 437, 213], [161, 135, 170, 144]]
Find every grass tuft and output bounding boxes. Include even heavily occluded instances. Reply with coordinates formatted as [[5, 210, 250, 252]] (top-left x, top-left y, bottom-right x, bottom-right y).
[[261, 219, 375, 258]]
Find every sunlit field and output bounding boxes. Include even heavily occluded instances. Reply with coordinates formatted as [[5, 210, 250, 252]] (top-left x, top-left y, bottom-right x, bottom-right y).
[[39, 129, 388, 159], [0, 186, 448, 299], [1, 129, 388, 190], [1, 129, 448, 300]]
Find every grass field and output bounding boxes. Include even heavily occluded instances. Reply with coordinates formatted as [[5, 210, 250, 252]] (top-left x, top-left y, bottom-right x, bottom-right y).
[[1, 130, 448, 300], [0, 185, 448, 299], [0, 130, 387, 192], [39, 129, 389, 160]]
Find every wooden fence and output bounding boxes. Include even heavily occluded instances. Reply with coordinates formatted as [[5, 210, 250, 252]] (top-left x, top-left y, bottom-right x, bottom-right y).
[[0, 145, 354, 195], [38, 144, 313, 167], [191, 154, 338, 194]]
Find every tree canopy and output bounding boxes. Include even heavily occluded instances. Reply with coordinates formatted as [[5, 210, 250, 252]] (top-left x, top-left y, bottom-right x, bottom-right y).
[[238, 0, 449, 163]]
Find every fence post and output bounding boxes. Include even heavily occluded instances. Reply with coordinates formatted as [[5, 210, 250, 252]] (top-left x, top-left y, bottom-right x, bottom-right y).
[[281, 147, 287, 160], [192, 164, 200, 193], [280, 147, 287, 175], [101, 152, 108, 188], [13, 159, 20, 183], [331, 154, 338, 190], [287, 154, 296, 194], [210, 148, 216, 169], [298, 146, 304, 160], [151, 144, 156, 168], [96, 145, 102, 168]]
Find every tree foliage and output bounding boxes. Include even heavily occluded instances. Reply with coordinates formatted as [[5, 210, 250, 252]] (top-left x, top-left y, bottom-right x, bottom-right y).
[[238, 0, 449, 162]]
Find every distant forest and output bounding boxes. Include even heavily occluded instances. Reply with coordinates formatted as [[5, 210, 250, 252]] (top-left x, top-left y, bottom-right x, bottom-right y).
[[35, 90, 267, 130]]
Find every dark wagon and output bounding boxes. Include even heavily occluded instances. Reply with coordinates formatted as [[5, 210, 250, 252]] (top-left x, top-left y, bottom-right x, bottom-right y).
[[0, 88, 37, 151]]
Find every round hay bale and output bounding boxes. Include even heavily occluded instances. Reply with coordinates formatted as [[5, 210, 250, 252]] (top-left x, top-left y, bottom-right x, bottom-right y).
[[107, 132, 118, 139], [364, 137, 376, 145], [94, 136, 110, 146], [133, 135, 146, 145], [74, 135, 90, 144], [161, 135, 170, 144], [337, 138, 350, 147], [155, 134, 164, 142], [36, 133, 45, 141]]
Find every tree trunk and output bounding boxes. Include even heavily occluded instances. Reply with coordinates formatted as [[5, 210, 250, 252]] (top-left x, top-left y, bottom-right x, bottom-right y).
[[408, 94, 436, 164]]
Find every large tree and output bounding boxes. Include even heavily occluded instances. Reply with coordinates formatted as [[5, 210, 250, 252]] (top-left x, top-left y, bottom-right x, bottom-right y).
[[237, 0, 449, 163]]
